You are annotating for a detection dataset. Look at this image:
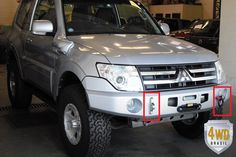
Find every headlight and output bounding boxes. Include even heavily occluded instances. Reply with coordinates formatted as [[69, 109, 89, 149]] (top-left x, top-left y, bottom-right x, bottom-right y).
[[215, 61, 226, 84], [96, 63, 143, 91]]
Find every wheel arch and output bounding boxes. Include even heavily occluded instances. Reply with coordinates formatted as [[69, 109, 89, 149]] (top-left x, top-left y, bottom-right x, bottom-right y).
[[55, 70, 89, 107], [6, 44, 24, 78]]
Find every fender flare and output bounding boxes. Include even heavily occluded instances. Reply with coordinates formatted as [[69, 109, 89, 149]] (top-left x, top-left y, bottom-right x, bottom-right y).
[[53, 61, 86, 100]]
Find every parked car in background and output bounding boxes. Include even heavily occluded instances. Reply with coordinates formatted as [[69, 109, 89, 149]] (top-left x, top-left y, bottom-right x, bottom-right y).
[[171, 19, 220, 53], [156, 18, 191, 32]]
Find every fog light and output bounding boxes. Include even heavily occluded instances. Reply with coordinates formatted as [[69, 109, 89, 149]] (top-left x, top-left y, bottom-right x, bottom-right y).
[[127, 99, 142, 113]]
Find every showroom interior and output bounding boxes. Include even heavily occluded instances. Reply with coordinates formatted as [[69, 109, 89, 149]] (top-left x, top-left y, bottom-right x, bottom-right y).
[[0, 0, 236, 157]]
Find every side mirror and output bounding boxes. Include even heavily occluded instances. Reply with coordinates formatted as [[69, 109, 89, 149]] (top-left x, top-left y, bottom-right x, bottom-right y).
[[32, 20, 53, 35], [159, 22, 170, 35]]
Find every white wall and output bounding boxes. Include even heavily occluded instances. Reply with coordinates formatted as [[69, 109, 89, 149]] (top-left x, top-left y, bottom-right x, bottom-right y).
[[219, 0, 236, 95]]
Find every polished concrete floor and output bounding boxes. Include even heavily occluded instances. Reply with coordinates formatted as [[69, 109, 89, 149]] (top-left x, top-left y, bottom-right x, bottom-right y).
[[0, 64, 235, 157]]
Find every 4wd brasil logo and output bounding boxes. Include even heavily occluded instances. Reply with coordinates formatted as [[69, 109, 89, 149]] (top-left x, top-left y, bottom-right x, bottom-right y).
[[204, 120, 233, 154]]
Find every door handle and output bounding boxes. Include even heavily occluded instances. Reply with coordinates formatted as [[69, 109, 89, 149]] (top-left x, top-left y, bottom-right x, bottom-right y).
[[26, 38, 32, 43]]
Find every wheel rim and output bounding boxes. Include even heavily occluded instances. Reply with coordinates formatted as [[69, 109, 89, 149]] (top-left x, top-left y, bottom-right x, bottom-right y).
[[64, 103, 82, 145], [9, 71, 16, 98]]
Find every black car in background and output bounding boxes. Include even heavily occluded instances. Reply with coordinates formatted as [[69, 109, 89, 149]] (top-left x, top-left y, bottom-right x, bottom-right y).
[[156, 18, 192, 32], [171, 19, 220, 54], [163, 18, 192, 32]]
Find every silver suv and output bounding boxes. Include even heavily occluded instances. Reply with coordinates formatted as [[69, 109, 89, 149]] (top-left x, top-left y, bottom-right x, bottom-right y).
[[7, 0, 229, 157]]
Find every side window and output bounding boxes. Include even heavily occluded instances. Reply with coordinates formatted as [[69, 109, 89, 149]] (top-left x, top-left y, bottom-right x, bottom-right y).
[[16, 0, 33, 29], [33, 0, 57, 35]]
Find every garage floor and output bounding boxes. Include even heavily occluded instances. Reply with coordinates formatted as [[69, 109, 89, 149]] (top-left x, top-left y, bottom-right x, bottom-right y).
[[0, 64, 235, 157]]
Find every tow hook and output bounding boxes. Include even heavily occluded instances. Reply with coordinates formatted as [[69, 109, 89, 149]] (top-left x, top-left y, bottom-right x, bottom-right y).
[[149, 97, 155, 114], [215, 95, 224, 115]]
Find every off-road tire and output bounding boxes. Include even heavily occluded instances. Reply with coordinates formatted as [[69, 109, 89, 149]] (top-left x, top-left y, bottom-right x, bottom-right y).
[[172, 111, 210, 139], [58, 85, 111, 157], [7, 60, 32, 109]]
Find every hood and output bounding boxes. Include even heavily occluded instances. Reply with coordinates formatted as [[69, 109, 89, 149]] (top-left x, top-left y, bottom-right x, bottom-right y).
[[69, 34, 217, 65]]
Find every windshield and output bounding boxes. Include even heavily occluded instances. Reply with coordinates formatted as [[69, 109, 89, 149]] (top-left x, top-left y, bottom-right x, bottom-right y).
[[63, 0, 162, 35]]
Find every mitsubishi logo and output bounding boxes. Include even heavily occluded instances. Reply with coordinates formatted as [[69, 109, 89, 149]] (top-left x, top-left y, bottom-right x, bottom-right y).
[[178, 69, 192, 82]]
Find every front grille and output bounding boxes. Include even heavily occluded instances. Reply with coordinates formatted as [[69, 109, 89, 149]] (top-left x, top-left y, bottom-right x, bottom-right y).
[[137, 62, 217, 91]]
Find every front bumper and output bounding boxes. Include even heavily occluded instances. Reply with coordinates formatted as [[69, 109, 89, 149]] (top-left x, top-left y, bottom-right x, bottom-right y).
[[83, 77, 230, 119]]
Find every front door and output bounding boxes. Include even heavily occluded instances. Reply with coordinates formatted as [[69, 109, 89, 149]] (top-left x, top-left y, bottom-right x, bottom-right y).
[[23, 0, 57, 94]]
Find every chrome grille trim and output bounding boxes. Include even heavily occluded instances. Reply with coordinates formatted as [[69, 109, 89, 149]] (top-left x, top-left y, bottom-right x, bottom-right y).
[[143, 76, 217, 85], [143, 79, 178, 85], [137, 62, 217, 91], [140, 71, 176, 76], [189, 68, 216, 73], [191, 76, 217, 82]]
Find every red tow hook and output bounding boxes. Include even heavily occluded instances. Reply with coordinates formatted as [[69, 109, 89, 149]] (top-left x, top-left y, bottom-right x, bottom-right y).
[[215, 96, 224, 115], [216, 96, 224, 106]]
